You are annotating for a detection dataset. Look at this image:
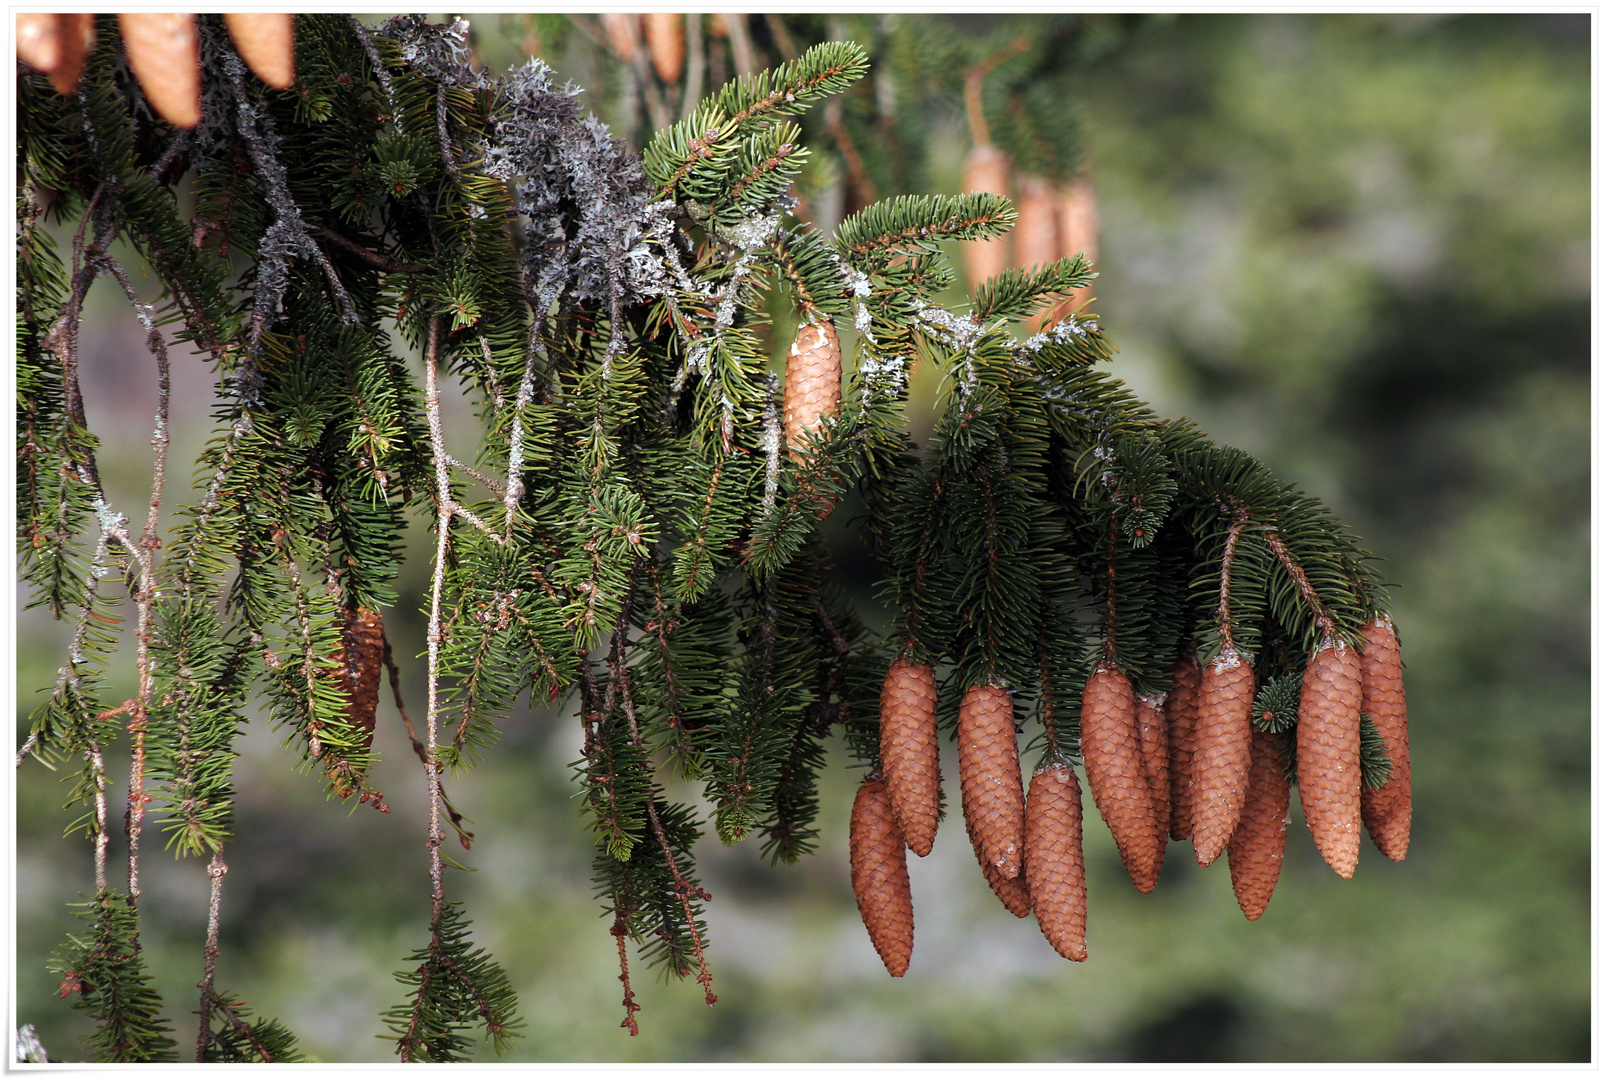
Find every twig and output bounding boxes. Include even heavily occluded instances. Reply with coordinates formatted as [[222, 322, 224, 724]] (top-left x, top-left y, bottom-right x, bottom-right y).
[[764, 13, 799, 61], [317, 225, 426, 274], [382, 633, 474, 848], [196, 852, 228, 1062], [1264, 529, 1336, 639], [443, 454, 504, 498], [723, 14, 758, 77], [422, 317, 452, 921], [679, 13, 704, 118], [1217, 508, 1253, 651]]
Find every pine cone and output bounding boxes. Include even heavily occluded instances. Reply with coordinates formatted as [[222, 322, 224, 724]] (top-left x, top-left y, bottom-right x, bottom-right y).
[[119, 14, 202, 129], [1360, 617, 1411, 861], [1165, 654, 1201, 841], [1228, 728, 1290, 921], [782, 319, 842, 461], [1026, 762, 1087, 961], [961, 144, 1012, 289], [223, 14, 296, 90], [1190, 647, 1254, 867], [957, 683, 1025, 880], [1136, 690, 1170, 850], [341, 607, 386, 750], [1080, 664, 1162, 892], [17, 14, 95, 97], [849, 776, 914, 977], [1297, 637, 1364, 878], [1013, 173, 1062, 333], [880, 658, 940, 857], [600, 13, 642, 62], [644, 12, 684, 84], [1044, 176, 1099, 324]]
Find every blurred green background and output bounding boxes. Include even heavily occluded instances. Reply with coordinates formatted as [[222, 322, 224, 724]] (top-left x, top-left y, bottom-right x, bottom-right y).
[[15, 13, 1589, 1062]]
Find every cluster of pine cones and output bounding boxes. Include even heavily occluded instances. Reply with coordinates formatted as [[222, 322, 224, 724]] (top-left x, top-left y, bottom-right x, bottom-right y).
[[16, 13, 295, 127], [851, 622, 1411, 975]]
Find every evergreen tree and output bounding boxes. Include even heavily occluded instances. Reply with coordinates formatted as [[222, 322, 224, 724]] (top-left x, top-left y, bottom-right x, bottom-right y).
[[16, 14, 1408, 1058]]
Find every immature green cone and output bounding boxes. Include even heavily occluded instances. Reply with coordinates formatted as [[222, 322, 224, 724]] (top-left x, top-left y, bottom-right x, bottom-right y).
[[880, 658, 940, 856], [783, 319, 842, 462], [1026, 762, 1087, 961], [849, 776, 915, 977], [1080, 664, 1161, 892], [1137, 691, 1170, 849], [1228, 729, 1291, 921], [1165, 655, 1201, 841], [958, 683, 1025, 880], [1360, 616, 1411, 861], [1297, 637, 1364, 878], [1190, 647, 1254, 868]]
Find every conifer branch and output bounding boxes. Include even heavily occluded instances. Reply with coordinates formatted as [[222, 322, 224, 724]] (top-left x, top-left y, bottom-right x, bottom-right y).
[[1264, 528, 1336, 639], [422, 316, 452, 920]]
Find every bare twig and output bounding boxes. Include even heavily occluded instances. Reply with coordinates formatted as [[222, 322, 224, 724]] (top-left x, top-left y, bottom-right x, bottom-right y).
[[196, 852, 228, 1061], [1218, 509, 1253, 651], [723, 14, 758, 77], [680, 13, 704, 118], [317, 225, 426, 275], [422, 317, 452, 920], [382, 633, 474, 848]]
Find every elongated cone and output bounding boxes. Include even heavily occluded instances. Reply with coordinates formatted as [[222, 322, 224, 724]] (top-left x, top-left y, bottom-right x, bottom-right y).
[[1165, 655, 1201, 841], [961, 144, 1012, 289], [119, 14, 201, 129], [782, 319, 842, 461], [341, 607, 386, 753], [849, 776, 914, 977], [880, 658, 940, 856], [17, 14, 63, 79], [1014, 173, 1061, 332], [1190, 647, 1254, 867], [1360, 616, 1411, 860], [1043, 176, 1099, 325], [957, 683, 1025, 879], [224, 14, 296, 90], [1026, 763, 1087, 961], [1136, 691, 1170, 849], [644, 12, 684, 84], [52, 14, 94, 96], [601, 12, 642, 62], [1228, 729, 1291, 921], [1080, 664, 1162, 892], [976, 840, 1033, 918], [1297, 637, 1364, 878]]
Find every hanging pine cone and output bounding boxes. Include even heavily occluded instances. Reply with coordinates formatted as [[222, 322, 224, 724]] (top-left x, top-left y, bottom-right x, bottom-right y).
[[1228, 728, 1291, 921], [1026, 762, 1087, 961], [1165, 654, 1201, 842], [1190, 647, 1254, 868], [340, 607, 386, 750], [1297, 637, 1364, 878], [643, 12, 684, 84], [957, 683, 1025, 880], [1360, 616, 1411, 861], [223, 14, 296, 90], [880, 657, 940, 857], [1043, 175, 1099, 325], [600, 12, 642, 62], [17, 13, 95, 96], [1080, 663, 1162, 892], [783, 318, 843, 462], [1137, 691, 1170, 849], [119, 14, 202, 129], [961, 144, 1012, 289], [849, 775, 915, 977]]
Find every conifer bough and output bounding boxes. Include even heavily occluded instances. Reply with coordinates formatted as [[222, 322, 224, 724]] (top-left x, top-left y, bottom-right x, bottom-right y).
[[17, 15, 1410, 1058]]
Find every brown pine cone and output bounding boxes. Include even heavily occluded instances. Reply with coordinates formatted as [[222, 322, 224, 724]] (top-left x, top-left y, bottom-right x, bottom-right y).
[[1080, 664, 1162, 892], [880, 658, 940, 857], [340, 607, 386, 750], [1014, 173, 1059, 332], [1297, 637, 1364, 878], [1043, 176, 1099, 324], [1026, 762, 1087, 961], [119, 14, 202, 129], [643, 12, 684, 84], [849, 776, 914, 977], [600, 13, 642, 62], [976, 840, 1033, 918], [1190, 647, 1254, 868], [782, 319, 842, 462], [17, 14, 64, 82], [1165, 654, 1201, 841], [957, 683, 1025, 880], [1228, 728, 1291, 921], [1360, 616, 1411, 861], [224, 14, 296, 90], [961, 144, 1012, 289], [1136, 690, 1170, 850]]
